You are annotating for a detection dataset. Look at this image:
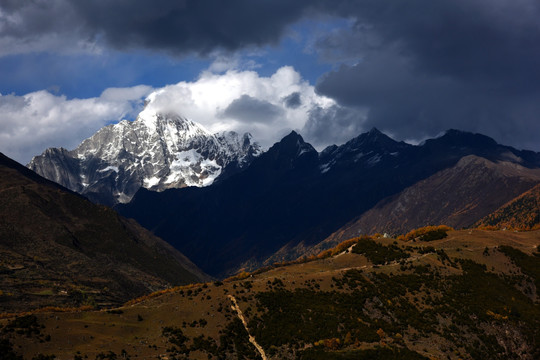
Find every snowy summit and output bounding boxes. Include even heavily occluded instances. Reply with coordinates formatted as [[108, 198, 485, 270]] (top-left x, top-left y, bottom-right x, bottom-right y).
[[28, 105, 261, 205]]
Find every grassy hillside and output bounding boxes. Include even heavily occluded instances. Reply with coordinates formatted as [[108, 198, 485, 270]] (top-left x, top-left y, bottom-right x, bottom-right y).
[[1, 229, 539, 359], [477, 183, 540, 231]]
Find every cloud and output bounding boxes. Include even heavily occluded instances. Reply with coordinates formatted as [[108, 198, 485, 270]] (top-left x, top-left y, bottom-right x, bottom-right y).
[[4, 0, 540, 158], [100, 86, 153, 102], [0, 86, 152, 164], [0, 1, 98, 56], [143, 66, 335, 148], [0, 0, 321, 57], [1, 67, 348, 165], [312, 0, 540, 150], [303, 105, 368, 147], [283, 92, 302, 109], [221, 95, 284, 124]]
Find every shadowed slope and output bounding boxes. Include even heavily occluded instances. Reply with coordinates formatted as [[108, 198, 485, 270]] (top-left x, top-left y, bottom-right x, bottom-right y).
[[0, 153, 209, 312], [318, 155, 540, 248]]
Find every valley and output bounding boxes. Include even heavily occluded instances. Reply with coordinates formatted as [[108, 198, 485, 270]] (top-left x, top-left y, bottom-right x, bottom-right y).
[[3, 115, 540, 359]]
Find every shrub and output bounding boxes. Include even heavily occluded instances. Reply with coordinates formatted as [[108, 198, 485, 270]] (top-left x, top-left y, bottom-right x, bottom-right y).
[[352, 239, 409, 264], [398, 225, 453, 242]]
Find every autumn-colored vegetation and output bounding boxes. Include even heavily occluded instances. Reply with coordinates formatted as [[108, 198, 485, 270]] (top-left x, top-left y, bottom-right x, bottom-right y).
[[476, 184, 540, 231], [225, 237, 370, 281], [250, 254, 539, 359], [226, 229, 448, 280], [315, 237, 364, 259], [351, 238, 409, 264], [2, 229, 539, 359], [397, 225, 453, 242]]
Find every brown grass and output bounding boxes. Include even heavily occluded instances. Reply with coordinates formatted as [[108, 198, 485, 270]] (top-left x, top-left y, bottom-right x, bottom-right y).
[[0, 305, 94, 320]]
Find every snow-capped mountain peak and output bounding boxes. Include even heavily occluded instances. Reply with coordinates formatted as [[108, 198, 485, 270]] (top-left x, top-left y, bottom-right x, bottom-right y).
[[28, 109, 261, 205]]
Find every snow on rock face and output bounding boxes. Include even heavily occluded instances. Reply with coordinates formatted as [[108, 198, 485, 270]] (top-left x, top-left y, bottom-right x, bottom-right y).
[[165, 149, 222, 187], [28, 108, 261, 205]]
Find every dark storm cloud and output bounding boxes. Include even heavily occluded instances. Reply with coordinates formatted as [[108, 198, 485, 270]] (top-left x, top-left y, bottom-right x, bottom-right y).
[[221, 95, 284, 124], [0, 0, 321, 55], [2, 0, 540, 150], [313, 0, 540, 149], [0, 1, 75, 39], [283, 92, 302, 109], [4, 0, 539, 82], [75, 0, 319, 54], [303, 105, 366, 147]]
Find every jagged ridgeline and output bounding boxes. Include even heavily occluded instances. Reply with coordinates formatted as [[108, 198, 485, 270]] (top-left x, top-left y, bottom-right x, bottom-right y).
[[26, 103, 540, 278], [118, 129, 540, 277]]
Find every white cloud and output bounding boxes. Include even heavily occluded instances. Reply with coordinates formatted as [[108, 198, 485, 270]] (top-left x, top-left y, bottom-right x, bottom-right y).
[[100, 85, 153, 102], [0, 86, 152, 164], [0, 66, 341, 165], [144, 66, 335, 148]]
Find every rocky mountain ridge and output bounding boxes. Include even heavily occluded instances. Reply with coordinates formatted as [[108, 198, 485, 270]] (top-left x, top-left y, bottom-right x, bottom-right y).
[[312, 155, 540, 254]]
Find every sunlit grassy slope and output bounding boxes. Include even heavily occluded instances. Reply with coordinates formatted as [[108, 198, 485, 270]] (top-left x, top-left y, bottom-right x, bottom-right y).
[[1, 228, 539, 359]]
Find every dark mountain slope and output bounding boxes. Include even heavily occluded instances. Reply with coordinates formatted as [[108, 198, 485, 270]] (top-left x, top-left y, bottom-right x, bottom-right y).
[[119, 131, 322, 276], [118, 129, 540, 277], [314, 155, 540, 251], [0, 153, 209, 312]]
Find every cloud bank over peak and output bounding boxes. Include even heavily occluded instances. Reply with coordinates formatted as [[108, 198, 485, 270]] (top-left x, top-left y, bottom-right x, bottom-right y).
[[2, 67, 365, 164], [142, 66, 357, 148], [0, 85, 153, 164], [311, 0, 540, 150], [1, 0, 540, 158]]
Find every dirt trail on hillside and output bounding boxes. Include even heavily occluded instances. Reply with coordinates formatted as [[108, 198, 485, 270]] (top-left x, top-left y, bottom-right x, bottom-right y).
[[329, 252, 432, 274], [228, 295, 268, 360], [334, 244, 356, 258]]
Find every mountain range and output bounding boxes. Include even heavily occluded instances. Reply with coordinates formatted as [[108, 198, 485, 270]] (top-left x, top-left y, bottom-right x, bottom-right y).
[[115, 125, 540, 276], [25, 106, 540, 277], [1, 108, 539, 359], [315, 154, 540, 254]]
